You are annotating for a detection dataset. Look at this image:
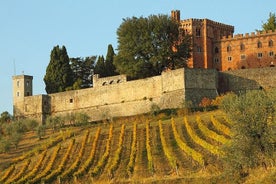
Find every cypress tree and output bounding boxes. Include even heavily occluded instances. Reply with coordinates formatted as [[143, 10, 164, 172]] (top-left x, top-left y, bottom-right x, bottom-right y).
[[44, 45, 74, 94]]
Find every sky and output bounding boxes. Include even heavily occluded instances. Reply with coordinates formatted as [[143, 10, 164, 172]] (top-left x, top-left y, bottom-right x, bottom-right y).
[[0, 0, 275, 114]]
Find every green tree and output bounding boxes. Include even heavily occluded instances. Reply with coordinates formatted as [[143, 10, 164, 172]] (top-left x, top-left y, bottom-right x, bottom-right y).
[[220, 90, 276, 181], [262, 12, 276, 31], [105, 44, 117, 76], [44, 45, 74, 94], [0, 111, 12, 124], [36, 125, 46, 140], [94, 55, 106, 77], [70, 56, 96, 88], [114, 14, 191, 79]]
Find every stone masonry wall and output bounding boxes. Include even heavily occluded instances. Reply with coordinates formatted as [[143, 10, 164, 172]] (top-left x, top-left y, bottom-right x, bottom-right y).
[[219, 67, 276, 93]]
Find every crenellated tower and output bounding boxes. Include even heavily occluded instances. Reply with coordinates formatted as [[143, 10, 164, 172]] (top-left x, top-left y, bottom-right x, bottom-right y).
[[12, 75, 33, 118]]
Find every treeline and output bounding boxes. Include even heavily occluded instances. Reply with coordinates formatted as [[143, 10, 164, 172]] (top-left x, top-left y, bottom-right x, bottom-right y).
[[44, 13, 192, 94]]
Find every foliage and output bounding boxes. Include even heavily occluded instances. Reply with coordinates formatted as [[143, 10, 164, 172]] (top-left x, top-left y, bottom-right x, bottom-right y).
[[114, 14, 191, 79], [44, 45, 74, 94], [70, 56, 96, 88], [94, 55, 105, 77], [261, 12, 276, 31], [0, 111, 12, 124], [36, 125, 46, 140], [105, 44, 117, 77], [220, 90, 276, 180]]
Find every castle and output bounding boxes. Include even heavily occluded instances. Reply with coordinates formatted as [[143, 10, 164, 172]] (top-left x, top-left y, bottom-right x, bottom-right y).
[[12, 10, 276, 124], [171, 10, 276, 71]]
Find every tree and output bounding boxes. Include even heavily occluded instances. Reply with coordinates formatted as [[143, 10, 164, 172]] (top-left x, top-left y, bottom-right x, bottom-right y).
[[105, 44, 117, 77], [114, 14, 191, 79], [220, 90, 276, 181], [261, 12, 276, 31], [44, 45, 74, 94], [94, 55, 106, 77], [0, 111, 12, 124], [70, 56, 96, 88]]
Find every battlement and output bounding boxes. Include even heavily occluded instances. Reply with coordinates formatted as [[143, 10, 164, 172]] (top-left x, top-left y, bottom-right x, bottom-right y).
[[180, 18, 234, 30], [221, 29, 276, 41]]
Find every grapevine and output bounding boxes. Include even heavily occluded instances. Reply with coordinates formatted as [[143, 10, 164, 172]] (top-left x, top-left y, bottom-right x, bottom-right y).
[[90, 124, 113, 177], [184, 117, 223, 155], [211, 115, 231, 136], [29, 144, 61, 184], [196, 116, 229, 144], [43, 139, 75, 183], [16, 150, 47, 184], [127, 122, 137, 176], [158, 120, 178, 173], [74, 127, 101, 177], [170, 118, 204, 165], [107, 124, 125, 177], [5, 159, 31, 184], [146, 120, 154, 174], [0, 165, 15, 183], [60, 130, 89, 180]]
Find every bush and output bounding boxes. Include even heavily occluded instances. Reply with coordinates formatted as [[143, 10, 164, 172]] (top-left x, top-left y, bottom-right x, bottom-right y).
[[220, 90, 276, 181]]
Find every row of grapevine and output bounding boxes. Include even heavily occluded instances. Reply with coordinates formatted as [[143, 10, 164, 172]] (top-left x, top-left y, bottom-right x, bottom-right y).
[[29, 144, 61, 183], [74, 127, 101, 178], [12, 129, 74, 164], [211, 115, 231, 136], [126, 122, 137, 176], [196, 116, 229, 144], [90, 124, 113, 177], [170, 118, 205, 166], [0, 165, 15, 183], [5, 159, 31, 184], [16, 150, 47, 184], [107, 124, 126, 177], [158, 120, 178, 174], [43, 139, 75, 183], [60, 130, 90, 180], [184, 117, 223, 155], [146, 120, 154, 174]]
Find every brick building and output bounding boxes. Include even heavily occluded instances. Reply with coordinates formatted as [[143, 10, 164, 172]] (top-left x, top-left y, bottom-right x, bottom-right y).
[[172, 10, 276, 71]]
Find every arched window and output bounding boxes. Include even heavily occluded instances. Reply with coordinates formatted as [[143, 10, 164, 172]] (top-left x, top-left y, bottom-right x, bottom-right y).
[[214, 47, 219, 53], [268, 40, 273, 47], [196, 28, 201, 37], [227, 45, 231, 52], [257, 41, 262, 48], [240, 43, 245, 51]]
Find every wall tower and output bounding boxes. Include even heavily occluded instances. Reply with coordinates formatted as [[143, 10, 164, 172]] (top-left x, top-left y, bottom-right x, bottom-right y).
[[12, 75, 33, 117]]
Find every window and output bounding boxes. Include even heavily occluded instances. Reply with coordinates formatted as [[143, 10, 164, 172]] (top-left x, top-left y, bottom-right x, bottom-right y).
[[26, 81, 29, 87], [269, 51, 274, 57], [17, 92, 20, 97], [69, 98, 73, 103], [214, 47, 219, 53], [17, 81, 20, 87], [227, 45, 231, 52], [268, 40, 273, 47], [257, 41, 262, 48], [196, 28, 201, 37], [214, 58, 219, 63], [257, 53, 263, 58], [26, 92, 30, 96], [228, 56, 232, 61], [241, 54, 246, 60], [197, 46, 202, 52], [240, 43, 245, 51]]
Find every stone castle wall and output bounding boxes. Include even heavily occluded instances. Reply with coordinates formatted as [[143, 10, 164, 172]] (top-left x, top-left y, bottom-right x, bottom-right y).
[[14, 67, 276, 124], [219, 67, 276, 93]]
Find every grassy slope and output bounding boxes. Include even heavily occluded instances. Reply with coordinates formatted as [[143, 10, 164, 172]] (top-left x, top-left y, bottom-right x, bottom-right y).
[[0, 110, 274, 184]]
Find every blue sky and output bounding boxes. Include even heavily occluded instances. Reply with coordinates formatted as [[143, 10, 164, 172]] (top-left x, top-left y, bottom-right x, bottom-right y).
[[0, 0, 275, 114]]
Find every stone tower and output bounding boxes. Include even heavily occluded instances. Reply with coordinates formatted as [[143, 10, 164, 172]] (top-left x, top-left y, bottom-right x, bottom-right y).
[[12, 75, 33, 118]]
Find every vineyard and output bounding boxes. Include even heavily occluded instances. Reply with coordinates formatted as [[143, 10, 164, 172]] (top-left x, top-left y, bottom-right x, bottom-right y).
[[0, 111, 234, 183]]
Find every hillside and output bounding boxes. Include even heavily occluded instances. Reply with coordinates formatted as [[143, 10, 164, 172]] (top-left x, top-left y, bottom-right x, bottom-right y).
[[0, 110, 274, 184]]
